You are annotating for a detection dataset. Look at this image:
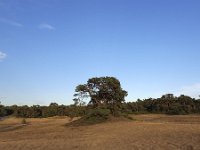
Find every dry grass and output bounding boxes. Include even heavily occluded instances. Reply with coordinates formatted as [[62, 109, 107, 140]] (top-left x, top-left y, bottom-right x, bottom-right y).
[[0, 114, 200, 150]]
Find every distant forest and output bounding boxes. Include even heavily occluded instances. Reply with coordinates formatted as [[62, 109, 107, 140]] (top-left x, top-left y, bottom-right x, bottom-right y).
[[1, 94, 200, 118]]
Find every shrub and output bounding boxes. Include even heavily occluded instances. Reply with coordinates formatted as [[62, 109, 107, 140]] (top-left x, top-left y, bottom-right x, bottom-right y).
[[67, 107, 111, 126], [83, 108, 111, 124], [21, 118, 27, 124]]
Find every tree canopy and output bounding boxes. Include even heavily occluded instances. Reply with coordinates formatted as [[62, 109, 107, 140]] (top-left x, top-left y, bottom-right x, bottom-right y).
[[74, 77, 128, 108]]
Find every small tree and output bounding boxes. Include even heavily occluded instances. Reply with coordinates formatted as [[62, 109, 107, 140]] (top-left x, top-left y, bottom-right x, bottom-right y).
[[21, 118, 27, 124]]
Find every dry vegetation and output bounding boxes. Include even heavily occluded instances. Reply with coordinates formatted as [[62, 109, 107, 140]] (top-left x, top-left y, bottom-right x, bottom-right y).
[[0, 115, 200, 150]]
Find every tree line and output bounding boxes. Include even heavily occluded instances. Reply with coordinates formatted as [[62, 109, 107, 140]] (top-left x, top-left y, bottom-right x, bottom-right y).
[[1, 94, 200, 118], [123, 94, 200, 115], [1, 77, 200, 118], [0, 103, 86, 118]]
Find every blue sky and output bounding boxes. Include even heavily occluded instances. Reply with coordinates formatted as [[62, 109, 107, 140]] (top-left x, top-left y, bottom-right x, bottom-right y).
[[0, 0, 200, 106]]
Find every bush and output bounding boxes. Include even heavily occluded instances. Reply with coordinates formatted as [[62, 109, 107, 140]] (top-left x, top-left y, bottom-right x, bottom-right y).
[[86, 108, 111, 118], [67, 108, 111, 126], [166, 106, 188, 115], [83, 108, 111, 124], [0, 107, 6, 117], [21, 118, 27, 124]]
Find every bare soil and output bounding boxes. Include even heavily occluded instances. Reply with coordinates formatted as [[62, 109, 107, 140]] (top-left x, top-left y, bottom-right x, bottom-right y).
[[0, 114, 200, 150]]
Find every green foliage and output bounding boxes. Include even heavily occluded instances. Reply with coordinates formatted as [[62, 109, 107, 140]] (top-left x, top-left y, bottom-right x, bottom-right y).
[[0, 94, 200, 119], [121, 94, 200, 115], [68, 107, 111, 126], [86, 108, 111, 119], [0, 105, 14, 117], [75, 77, 128, 106], [70, 76, 129, 125], [74, 76, 128, 116], [0, 103, 86, 118], [0, 105, 6, 117]]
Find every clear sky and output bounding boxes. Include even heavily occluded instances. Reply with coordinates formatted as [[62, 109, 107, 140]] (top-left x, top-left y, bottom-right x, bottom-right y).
[[0, 0, 200, 106]]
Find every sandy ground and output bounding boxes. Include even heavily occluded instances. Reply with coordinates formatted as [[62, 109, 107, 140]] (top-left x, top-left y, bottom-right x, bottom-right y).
[[0, 114, 200, 150]]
